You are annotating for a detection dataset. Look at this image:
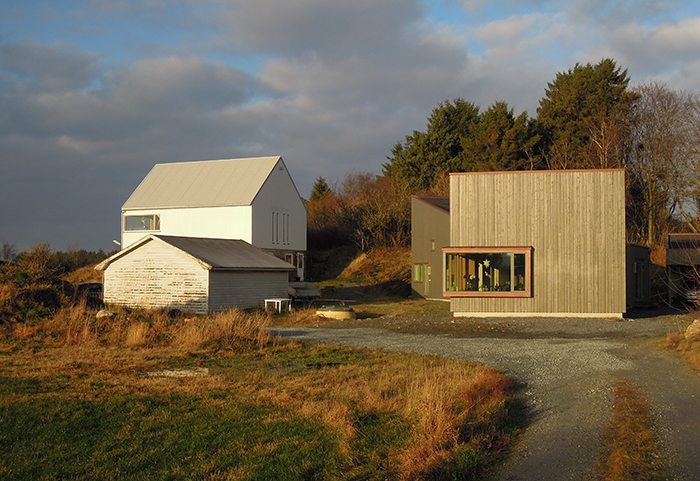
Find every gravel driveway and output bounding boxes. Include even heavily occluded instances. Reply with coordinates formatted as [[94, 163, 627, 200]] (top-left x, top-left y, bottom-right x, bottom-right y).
[[271, 309, 700, 481]]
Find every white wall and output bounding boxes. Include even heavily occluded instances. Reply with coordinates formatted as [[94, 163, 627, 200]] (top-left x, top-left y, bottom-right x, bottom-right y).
[[103, 239, 210, 314], [251, 161, 307, 252], [121, 206, 253, 248]]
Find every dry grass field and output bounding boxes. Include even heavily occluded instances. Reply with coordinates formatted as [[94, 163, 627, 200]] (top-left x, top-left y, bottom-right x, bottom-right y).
[[0, 302, 522, 480]]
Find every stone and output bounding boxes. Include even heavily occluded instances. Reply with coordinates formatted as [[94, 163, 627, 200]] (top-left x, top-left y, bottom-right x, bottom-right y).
[[96, 309, 116, 319], [684, 319, 700, 339]]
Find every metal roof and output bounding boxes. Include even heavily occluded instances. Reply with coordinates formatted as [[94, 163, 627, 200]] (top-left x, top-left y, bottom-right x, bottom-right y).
[[96, 235, 295, 271], [122, 156, 283, 210]]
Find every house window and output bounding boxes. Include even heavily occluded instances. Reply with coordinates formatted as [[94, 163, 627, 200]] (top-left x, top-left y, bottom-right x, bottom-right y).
[[413, 264, 426, 282], [286, 214, 290, 245], [285, 253, 294, 266], [124, 214, 160, 231], [296, 253, 304, 270], [283, 213, 290, 245], [443, 247, 532, 297]]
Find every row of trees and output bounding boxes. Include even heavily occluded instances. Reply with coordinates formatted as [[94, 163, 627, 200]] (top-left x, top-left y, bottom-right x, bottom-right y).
[[308, 59, 700, 251]]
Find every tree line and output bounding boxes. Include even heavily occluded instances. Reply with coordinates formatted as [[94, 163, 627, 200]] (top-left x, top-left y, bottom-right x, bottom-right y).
[[307, 58, 700, 251]]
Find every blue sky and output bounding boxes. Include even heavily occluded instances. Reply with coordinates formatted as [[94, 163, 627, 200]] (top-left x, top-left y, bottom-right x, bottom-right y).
[[2, 0, 700, 252]]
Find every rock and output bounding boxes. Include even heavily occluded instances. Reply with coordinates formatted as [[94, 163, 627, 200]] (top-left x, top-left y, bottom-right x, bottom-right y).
[[685, 319, 700, 339], [96, 309, 116, 319]]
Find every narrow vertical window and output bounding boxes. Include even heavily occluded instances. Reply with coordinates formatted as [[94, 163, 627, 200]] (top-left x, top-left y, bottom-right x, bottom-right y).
[[286, 214, 290, 245]]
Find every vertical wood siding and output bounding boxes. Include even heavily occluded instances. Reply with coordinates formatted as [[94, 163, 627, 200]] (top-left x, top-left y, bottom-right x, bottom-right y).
[[103, 240, 209, 314], [450, 170, 626, 315], [209, 271, 289, 311]]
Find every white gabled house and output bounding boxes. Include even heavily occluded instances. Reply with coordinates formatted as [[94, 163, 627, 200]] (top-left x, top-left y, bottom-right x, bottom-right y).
[[120, 156, 307, 280], [96, 235, 295, 314]]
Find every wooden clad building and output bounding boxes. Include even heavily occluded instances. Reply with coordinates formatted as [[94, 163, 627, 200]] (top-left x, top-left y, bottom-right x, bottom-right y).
[[411, 195, 450, 300], [95, 235, 294, 314], [446, 170, 627, 317]]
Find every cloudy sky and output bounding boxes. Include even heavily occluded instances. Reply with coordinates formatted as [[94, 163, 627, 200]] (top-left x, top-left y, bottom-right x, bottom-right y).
[[2, 0, 700, 252]]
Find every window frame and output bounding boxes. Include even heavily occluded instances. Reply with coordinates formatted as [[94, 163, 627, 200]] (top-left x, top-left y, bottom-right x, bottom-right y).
[[413, 263, 426, 283], [442, 246, 532, 298]]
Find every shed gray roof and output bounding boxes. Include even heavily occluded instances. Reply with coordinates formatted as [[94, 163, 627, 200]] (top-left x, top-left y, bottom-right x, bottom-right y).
[[413, 195, 450, 214], [95, 235, 295, 271], [122, 156, 283, 210]]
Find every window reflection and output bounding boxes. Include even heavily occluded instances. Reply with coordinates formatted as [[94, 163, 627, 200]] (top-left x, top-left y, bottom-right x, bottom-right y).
[[444, 248, 530, 296]]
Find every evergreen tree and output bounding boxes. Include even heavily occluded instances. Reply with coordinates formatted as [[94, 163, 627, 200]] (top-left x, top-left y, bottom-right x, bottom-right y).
[[309, 176, 332, 202], [383, 98, 480, 190], [458, 101, 543, 172], [537, 58, 636, 169]]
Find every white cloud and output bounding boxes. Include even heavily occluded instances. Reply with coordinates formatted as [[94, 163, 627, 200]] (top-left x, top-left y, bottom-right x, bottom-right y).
[[652, 17, 700, 56]]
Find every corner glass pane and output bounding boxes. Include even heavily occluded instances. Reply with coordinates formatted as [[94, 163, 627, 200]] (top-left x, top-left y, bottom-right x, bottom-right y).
[[124, 215, 159, 231], [514, 253, 526, 291]]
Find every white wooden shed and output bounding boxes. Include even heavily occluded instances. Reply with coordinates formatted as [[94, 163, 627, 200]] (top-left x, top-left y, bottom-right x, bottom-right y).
[[120, 156, 307, 280], [95, 235, 295, 314]]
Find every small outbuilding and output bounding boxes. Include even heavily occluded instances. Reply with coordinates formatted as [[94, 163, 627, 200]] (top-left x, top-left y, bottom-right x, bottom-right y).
[[666, 233, 700, 303], [95, 235, 294, 314]]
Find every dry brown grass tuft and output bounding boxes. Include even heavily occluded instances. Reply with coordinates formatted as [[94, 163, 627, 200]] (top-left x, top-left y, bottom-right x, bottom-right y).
[[0, 283, 18, 304], [31, 298, 96, 346], [171, 309, 272, 350], [125, 322, 150, 347], [596, 380, 667, 481], [665, 329, 700, 371], [13, 323, 42, 339], [4, 304, 273, 352], [398, 361, 511, 477]]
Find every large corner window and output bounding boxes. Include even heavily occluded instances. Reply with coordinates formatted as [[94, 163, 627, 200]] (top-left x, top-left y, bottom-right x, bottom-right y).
[[124, 214, 160, 231], [443, 247, 532, 297]]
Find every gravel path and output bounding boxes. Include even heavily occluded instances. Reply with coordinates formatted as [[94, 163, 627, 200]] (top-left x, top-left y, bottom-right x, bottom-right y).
[[270, 310, 700, 480]]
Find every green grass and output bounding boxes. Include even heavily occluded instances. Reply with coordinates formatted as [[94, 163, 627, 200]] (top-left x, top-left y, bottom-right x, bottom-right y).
[[1, 394, 340, 480]]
